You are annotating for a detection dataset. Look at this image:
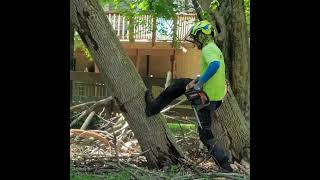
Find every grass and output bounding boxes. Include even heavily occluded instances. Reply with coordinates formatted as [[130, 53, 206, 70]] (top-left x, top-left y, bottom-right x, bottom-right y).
[[70, 169, 131, 180], [70, 165, 201, 180], [167, 122, 196, 135]]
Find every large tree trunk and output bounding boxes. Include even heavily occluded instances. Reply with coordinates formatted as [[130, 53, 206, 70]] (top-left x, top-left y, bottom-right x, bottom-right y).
[[70, 0, 184, 168], [227, 0, 250, 121], [192, 0, 250, 162], [218, 0, 250, 121]]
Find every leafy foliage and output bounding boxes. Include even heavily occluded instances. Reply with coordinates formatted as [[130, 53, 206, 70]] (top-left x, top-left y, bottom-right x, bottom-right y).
[[97, 0, 189, 43], [244, 0, 250, 35], [74, 32, 93, 61], [210, 0, 220, 11], [99, 0, 185, 18]]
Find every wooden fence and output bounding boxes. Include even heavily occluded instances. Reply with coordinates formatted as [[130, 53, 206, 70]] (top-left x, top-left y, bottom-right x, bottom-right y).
[[70, 71, 166, 98], [105, 12, 197, 41], [70, 72, 195, 117]]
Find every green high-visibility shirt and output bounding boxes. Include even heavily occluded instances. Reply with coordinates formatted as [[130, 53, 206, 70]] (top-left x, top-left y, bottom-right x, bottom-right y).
[[200, 41, 226, 101]]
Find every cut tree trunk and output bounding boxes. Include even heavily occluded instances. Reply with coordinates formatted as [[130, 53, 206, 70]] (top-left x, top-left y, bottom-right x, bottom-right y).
[[70, 0, 184, 168]]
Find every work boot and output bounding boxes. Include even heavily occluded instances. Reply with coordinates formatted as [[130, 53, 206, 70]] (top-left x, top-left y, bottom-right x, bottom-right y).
[[210, 154, 233, 173], [207, 143, 233, 173], [219, 161, 233, 173]]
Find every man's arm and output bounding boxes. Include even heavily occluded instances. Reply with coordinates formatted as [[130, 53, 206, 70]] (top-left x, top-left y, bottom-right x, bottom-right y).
[[194, 60, 220, 91]]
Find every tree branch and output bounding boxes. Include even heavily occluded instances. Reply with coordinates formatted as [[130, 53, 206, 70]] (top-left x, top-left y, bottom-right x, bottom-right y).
[[80, 111, 96, 130], [98, 115, 121, 129], [191, 0, 203, 20], [127, 149, 151, 163], [211, 11, 226, 43], [111, 127, 139, 180], [70, 101, 96, 112], [70, 96, 113, 127]]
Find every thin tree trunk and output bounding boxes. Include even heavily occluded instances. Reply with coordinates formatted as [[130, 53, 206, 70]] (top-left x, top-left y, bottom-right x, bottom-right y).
[[128, 16, 135, 43], [152, 16, 157, 47], [70, 0, 184, 168], [172, 15, 178, 48]]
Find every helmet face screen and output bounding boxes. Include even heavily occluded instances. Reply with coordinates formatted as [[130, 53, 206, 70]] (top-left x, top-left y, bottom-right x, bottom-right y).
[[184, 21, 213, 43]]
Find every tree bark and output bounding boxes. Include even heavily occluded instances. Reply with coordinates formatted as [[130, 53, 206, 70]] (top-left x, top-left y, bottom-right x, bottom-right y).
[[214, 89, 250, 162], [152, 16, 157, 47], [70, 0, 184, 168], [172, 15, 178, 48], [128, 16, 135, 43], [227, 0, 250, 121]]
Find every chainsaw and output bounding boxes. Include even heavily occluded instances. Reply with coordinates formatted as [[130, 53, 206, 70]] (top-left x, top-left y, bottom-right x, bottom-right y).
[[185, 87, 210, 129]]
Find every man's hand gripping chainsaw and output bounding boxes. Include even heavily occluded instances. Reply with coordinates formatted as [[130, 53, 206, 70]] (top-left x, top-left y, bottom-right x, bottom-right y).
[[185, 78, 210, 129]]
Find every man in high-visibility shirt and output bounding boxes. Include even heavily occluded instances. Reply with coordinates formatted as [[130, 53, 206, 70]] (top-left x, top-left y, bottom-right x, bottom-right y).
[[144, 20, 233, 172]]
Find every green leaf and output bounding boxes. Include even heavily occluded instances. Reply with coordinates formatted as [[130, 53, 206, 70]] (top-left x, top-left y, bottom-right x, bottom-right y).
[[209, 0, 220, 11], [130, 3, 136, 10], [138, 0, 148, 11]]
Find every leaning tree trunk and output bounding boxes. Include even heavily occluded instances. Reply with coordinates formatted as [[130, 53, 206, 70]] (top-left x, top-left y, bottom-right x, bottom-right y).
[[70, 0, 184, 168], [192, 0, 250, 162]]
